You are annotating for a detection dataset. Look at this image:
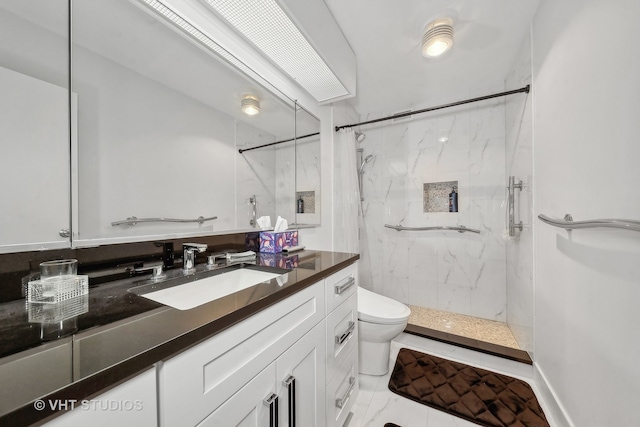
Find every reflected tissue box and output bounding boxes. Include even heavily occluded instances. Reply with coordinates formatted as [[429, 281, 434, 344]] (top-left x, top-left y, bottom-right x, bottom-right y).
[[258, 253, 299, 269]]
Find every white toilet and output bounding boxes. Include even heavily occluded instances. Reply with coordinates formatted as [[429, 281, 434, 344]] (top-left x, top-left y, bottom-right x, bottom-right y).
[[357, 286, 411, 375]]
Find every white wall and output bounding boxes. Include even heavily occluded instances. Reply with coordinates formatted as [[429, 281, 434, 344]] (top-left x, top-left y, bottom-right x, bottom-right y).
[[532, 1, 640, 425]]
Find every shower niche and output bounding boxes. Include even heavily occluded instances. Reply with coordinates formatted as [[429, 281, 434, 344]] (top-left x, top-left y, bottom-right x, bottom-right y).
[[423, 180, 458, 213]]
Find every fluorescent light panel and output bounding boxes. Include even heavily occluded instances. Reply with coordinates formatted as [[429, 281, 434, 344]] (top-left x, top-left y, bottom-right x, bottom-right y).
[[136, 0, 260, 86], [202, 0, 348, 102]]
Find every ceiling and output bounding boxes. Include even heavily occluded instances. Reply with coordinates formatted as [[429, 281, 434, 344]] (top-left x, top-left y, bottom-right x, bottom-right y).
[[324, 0, 540, 115]]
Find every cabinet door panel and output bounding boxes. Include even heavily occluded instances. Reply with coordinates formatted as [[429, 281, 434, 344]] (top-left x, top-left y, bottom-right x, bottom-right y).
[[276, 321, 326, 427], [326, 292, 358, 382], [197, 363, 276, 427]]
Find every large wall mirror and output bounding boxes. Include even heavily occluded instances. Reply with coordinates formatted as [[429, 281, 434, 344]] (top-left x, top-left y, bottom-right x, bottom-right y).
[[0, 0, 320, 253], [0, 1, 71, 253]]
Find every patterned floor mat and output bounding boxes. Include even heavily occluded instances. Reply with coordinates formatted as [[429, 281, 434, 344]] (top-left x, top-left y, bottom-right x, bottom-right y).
[[388, 348, 549, 427]]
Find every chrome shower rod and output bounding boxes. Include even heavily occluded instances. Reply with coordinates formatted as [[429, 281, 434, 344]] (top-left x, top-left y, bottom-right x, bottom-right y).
[[335, 85, 530, 131]]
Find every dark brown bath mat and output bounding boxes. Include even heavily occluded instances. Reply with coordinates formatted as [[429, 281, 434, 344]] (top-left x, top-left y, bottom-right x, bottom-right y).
[[388, 348, 549, 427]]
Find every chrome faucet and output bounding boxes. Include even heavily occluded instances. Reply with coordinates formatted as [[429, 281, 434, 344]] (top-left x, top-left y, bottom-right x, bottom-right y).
[[182, 243, 207, 273]]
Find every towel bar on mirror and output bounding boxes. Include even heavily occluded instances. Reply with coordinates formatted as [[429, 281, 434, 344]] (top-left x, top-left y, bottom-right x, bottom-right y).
[[537, 214, 640, 232], [111, 215, 218, 227], [384, 224, 481, 234]]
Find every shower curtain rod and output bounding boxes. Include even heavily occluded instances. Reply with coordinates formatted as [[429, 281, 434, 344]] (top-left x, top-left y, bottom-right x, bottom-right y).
[[334, 85, 530, 132], [238, 132, 320, 154]]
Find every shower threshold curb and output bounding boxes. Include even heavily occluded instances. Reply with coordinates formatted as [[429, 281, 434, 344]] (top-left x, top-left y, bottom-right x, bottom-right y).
[[404, 324, 532, 365]]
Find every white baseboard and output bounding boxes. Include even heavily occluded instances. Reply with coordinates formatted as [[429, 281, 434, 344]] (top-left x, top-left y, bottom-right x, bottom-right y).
[[533, 362, 574, 427]]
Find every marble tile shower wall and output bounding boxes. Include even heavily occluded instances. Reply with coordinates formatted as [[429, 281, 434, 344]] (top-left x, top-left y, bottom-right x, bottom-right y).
[[235, 123, 277, 229], [359, 85, 509, 322], [505, 32, 534, 353]]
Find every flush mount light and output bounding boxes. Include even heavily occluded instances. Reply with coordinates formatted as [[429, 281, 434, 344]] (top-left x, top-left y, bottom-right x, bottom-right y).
[[241, 95, 260, 115], [422, 18, 454, 58]]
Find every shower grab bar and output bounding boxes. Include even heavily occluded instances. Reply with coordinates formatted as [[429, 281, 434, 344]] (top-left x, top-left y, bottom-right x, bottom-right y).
[[537, 214, 640, 232], [507, 176, 523, 236], [384, 224, 481, 234], [111, 215, 217, 227]]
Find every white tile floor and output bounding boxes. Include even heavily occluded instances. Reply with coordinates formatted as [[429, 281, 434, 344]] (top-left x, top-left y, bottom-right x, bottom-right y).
[[347, 333, 554, 427]]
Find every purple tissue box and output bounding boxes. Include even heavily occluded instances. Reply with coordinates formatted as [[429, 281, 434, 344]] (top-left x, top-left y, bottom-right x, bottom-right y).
[[259, 231, 285, 253], [284, 230, 298, 248], [258, 230, 299, 253]]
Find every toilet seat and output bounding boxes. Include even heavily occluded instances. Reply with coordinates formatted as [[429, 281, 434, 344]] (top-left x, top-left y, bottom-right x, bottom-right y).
[[357, 287, 411, 325]]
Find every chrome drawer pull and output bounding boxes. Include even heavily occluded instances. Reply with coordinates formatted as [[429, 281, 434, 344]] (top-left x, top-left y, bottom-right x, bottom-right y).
[[335, 321, 355, 345], [263, 393, 278, 427], [334, 276, 355, 295], [335, 376, 356, 409], [283, 375, 296, 427]]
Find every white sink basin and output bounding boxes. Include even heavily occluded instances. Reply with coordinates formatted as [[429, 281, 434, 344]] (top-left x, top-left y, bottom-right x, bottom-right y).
[[140, 268, 283, 310]]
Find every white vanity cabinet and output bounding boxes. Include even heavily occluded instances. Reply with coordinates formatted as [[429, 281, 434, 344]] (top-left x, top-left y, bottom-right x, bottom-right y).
[[324, 264, 359, 427], [158, 280, 327, 427]]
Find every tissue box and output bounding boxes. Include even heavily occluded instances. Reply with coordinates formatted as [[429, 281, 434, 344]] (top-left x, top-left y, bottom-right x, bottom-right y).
[[259, 231, 285, 253], [245, 232, 261, 252], [258, 253, 299, 269], [258, 230, 299, 253], [284, 230, 298, 247]]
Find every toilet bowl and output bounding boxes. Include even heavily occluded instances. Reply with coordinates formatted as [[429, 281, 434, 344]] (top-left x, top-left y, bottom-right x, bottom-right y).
[[357, 286, 411, 375]]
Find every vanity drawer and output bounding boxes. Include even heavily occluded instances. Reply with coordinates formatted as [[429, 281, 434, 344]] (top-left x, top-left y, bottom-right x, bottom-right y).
[[158, 282, 325, 427], [325, 263, 358, 314], [326, 347, 359, 427], [325, 292, 358, 383]]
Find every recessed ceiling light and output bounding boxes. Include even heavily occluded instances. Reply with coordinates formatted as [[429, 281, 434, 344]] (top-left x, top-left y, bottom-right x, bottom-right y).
[[422, 18, 454, 58], [241, 95, 260, 116]]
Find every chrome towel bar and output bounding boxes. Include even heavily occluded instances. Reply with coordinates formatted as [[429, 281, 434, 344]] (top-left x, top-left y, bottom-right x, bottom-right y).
[[384, 224, 481, 234], [111, 215, 217, 227], [537, 214, 640, 232]]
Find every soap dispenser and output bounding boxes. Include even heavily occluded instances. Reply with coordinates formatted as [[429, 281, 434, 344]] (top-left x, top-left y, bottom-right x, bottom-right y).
[[448, 187, 458, 212], [297, 196, 304, 214]]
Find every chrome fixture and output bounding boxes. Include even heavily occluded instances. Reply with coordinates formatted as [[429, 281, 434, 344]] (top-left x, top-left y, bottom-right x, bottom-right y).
[[133, 265, 166, 281], [249, 196, 257, 227], [359, 155, 374, 174], [182, 243, 208, 273], [384, 224, 481, 234], [111, 215, 217, 227], [355, 131, 366, 143], [538, 214, 640, 233], [508, 176, 523, 236]]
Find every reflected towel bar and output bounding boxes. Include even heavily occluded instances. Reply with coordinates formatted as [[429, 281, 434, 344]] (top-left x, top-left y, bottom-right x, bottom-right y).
[[384, 224, 481, 234], [111, 216, 218, 227], [537, 214, 640, 232]]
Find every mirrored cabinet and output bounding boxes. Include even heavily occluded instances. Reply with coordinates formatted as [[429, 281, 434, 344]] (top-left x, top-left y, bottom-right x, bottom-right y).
[[0, 0, 320, 254]]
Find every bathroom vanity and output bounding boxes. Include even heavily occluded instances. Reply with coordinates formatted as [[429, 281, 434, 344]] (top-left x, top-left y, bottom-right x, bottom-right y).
[[0, 251, 358, 426]]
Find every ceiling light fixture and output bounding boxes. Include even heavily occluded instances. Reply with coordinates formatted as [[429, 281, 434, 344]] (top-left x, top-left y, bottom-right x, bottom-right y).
[[422, 18, 454, 58], [241, 95, 260, 115], [201, 0, 349, 102]]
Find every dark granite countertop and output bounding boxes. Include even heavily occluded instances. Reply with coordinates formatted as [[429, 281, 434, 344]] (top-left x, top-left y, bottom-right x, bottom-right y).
[[0, 250, 358, 426]]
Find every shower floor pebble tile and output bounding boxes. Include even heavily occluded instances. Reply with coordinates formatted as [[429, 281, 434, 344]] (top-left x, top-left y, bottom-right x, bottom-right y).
[[408, 305, 520, 349]]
